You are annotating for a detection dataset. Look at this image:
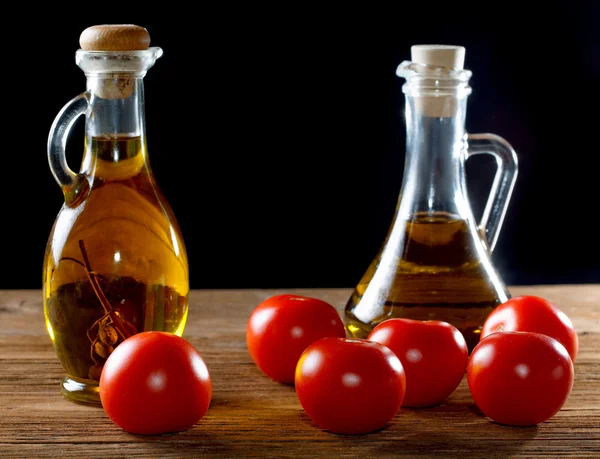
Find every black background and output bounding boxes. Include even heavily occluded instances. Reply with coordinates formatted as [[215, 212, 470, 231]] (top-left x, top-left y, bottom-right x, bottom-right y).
[[3, 4, 599, 290]]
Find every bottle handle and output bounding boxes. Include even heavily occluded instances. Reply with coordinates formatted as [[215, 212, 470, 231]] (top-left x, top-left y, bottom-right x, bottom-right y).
[[47, 92, 90, 207], [465, 133, 519, 252]]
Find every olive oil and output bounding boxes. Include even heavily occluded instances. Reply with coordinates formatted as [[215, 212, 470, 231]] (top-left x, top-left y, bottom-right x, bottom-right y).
[[344, 46, 518, 356], [43, 135, 189, 404], [344, 213, 508, 351], [45, 277, 187, 382], [45, 30, 189, 406]]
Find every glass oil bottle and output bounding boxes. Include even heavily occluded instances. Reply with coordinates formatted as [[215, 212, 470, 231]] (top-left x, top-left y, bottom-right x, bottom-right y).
[[43, 25, 189, 405], [344, 45, 518, 351]]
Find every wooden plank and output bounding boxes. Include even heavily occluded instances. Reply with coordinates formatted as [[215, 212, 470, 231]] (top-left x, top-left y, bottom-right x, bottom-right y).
[[0, 286, 598, 458]]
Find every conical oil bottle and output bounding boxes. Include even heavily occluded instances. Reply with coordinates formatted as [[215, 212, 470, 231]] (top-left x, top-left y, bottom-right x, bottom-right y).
[[43, 25, 189, 405], [344, 45, 518, 351]]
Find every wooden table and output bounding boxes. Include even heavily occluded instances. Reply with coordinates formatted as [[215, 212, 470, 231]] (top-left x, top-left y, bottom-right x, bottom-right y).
[[1, 286, 598, 458]]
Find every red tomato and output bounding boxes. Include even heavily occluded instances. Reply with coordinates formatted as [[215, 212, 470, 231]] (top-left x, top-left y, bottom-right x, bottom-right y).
[[467, 331, 574, 426], [246, 294, 346, 383], [295, 337, 406, 435], [99, 332, 212, 435], [368, 318, 468, 407], [481, 295, 579, 362]]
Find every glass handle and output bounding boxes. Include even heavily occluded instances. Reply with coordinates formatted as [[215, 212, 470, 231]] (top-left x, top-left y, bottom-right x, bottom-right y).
[[466, 133, 519, 252], [47, 92, 90, 207]]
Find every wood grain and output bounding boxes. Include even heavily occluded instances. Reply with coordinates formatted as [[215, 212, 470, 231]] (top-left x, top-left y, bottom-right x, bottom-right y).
[[0, 286, 599, 458]]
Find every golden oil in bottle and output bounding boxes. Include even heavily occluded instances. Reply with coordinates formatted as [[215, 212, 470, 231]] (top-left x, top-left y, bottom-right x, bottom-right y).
[[344, 212, 508, 352], [43, 135, 189, 404]]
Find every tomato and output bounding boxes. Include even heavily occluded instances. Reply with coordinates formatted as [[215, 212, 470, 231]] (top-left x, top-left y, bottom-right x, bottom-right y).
[[467, 331, 574, 426], [481, 295, 579, 362], [99, 332, 212, 435], [295, 337, 406, 435], [367, 318, 468, 407], [246, 294, 346, 383]]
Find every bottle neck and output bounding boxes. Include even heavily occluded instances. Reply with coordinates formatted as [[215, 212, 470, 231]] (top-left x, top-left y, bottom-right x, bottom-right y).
[[86, 76, 146, 138], [397, 93, 469, 219], [81, 75, 148, 178], [75, 48, 161, 179]]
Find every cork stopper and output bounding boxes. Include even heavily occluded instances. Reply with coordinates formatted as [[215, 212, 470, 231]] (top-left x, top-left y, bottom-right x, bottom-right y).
[[78, 25, 153, 100], [409, 44, 467, 118], [79, 24, 151, 51], [411, 45, 466, 70]]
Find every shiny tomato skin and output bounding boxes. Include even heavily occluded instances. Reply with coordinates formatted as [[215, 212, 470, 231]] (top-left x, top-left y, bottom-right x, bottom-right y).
[[368, 318, 468, 407], [99, 332, 212, 435], [481, 295, 579, 362], [295, 337, 406, 435], [246, 294, 346, 383], [467, 331, 574, 426]]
